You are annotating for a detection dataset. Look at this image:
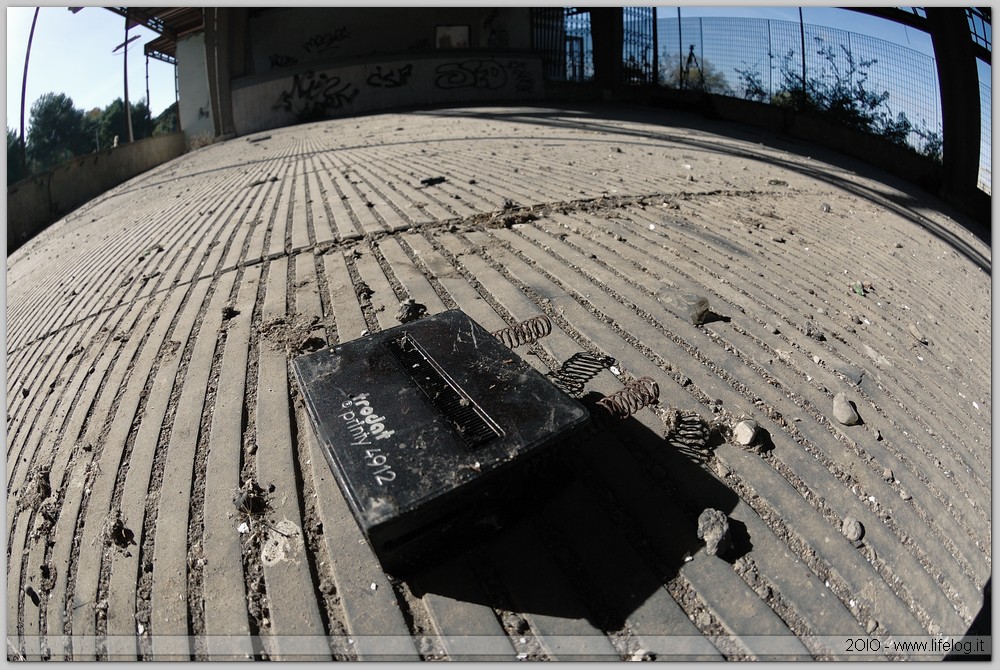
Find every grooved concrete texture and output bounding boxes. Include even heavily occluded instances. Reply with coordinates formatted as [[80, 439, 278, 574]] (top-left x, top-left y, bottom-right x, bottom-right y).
[[7, 104, 991, 661]]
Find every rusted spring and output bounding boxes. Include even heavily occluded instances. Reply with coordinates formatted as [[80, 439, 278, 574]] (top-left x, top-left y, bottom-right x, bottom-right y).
[[596, 376, 660, 421], [492, 314, 552, 349]]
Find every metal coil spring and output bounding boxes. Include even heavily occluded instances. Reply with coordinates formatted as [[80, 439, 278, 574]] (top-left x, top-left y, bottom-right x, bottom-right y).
[[665, 408, 710, 448], [596, 376, 659, 421], [492, 314, 552, 349]]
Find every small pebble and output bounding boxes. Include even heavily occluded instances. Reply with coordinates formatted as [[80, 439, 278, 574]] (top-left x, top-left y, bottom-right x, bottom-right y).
[[833, 392, 860, 425], [882, 467, 893, 481], [842, 516, 864, 542], [820, 203, 832, 213], [803, 320, 825, 341], [714, 461, 731, 478], [867, 619, 878, 634], [732, 420, 758, 446], [900, 490, 911, 501]]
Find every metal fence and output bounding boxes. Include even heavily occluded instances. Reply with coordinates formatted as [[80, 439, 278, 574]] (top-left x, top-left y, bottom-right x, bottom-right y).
[[529, 11, 990, 194], [657, 17, 945, 151], [622, 7, 656, 84]]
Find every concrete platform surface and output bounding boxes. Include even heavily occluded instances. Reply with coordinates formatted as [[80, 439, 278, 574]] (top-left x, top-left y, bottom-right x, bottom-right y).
[[6, 104, 991, 661]]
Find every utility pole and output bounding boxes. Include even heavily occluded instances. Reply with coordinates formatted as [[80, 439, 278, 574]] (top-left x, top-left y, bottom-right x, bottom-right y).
[[113, 13, 140, 144], [19, 7, 40, 174], [124, 11, 134, 143]]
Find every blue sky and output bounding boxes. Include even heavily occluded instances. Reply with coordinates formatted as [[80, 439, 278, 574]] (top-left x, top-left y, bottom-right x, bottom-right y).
[[6, 6, 178, 133]]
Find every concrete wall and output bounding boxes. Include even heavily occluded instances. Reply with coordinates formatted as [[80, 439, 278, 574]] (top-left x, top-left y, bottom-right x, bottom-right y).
[[177, 32, 214, 143], [232, 51, 544, 135], [247, 7, 530, 74], [7, 132, 186, 254]]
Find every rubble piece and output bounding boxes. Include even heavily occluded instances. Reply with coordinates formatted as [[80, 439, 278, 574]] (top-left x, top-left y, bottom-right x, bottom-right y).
[[803, 320, 825, 341], [697, 508, 732, 557], [656, 287, 710, 325], [396, 298, 428, 324]]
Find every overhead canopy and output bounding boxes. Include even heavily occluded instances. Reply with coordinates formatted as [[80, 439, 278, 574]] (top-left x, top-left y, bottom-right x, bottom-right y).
[[104, 7, 204, 64]]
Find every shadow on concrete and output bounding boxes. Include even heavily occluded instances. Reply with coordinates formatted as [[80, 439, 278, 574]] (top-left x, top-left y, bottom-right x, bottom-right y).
[[404, 410, 740, 631]]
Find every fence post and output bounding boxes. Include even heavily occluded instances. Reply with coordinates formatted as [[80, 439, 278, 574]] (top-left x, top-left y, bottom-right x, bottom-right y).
[[924, 7, 983, 205], [798, 7, 807, 107], [652, 7, 658, 85]]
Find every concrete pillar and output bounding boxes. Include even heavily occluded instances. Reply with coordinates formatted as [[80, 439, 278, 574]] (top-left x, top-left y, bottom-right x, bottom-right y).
[[925, 8, 981, 202], [590, 8, 623, 93], [204, 8, 236, 138]]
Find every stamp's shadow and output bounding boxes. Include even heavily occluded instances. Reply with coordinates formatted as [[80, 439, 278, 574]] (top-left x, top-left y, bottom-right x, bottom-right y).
[[402, 409, 745, 632]]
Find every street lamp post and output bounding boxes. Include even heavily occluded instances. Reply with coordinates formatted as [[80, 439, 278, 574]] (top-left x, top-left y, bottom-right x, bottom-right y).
[[19, 7, 40, 173], [123, 12, 134, 143]]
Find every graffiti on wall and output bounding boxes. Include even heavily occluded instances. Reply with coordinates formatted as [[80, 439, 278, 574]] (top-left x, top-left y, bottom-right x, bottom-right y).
[[302, 27, 351, 54], [366, 64, 413, 88], [434, 59, 535, 93], [269, 53, 299, 69], [482, 9, 510, 48], [434, 60, 507, 90], [257, 58, 538, 128], [273, 70, 359, 120], [506, 60, 535, 93]]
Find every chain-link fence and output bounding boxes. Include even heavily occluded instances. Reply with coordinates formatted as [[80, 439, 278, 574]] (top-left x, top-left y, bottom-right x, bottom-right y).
[[530, 11, 990, 195], [657, 16, 946, 154]]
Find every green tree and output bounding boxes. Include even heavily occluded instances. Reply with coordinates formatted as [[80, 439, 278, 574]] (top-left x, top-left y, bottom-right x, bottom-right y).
[[7, 127, 29, 186], [26, 92, 89, 172], [98, 97, 154, 149], [734, 40, 940, 156], [82, 107, 102, 152], [153, 101, 179, 135], [659, 50, 731, 95]]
